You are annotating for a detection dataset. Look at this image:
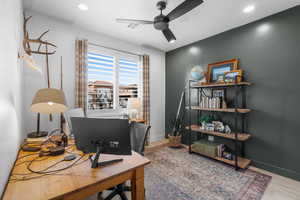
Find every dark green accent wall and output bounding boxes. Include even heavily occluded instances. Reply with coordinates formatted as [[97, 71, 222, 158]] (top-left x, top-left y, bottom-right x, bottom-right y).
[[166, 6, 300, 180]]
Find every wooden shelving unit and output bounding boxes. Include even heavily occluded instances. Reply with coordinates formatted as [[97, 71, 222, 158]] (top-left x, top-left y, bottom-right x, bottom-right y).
[[216, 156, 251, 169], [186, 125, 251, 141], [191, 150, 251, 169], [188, 106, 251, 113], [191, 81, 251, 88], [187, 80, 252, 170]]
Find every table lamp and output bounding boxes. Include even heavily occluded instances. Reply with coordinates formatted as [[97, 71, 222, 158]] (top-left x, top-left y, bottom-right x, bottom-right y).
[[27, 88, 68, 138], [127, 98, 141, 119]]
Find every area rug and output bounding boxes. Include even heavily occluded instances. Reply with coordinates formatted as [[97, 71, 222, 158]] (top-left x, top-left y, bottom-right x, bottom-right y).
[[144, 147, 271, 200]]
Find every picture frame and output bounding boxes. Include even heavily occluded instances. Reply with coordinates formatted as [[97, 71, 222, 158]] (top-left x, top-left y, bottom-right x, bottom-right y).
[[224, 70, 243, 83], [207, 59, 239, 83], [216, 74, 225, 83]]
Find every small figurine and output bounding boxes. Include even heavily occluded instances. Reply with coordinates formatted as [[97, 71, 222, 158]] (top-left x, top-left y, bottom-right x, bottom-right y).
[[212, 121, 225, 132], [225, 125, 231, 134]]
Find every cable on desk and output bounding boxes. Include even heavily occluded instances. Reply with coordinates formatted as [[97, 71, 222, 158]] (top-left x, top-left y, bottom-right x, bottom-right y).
[[15, 157, 49, 167], [9, 155, 90, 182], [65, 150, 82, 156], [10, 142, 89, 182], [17, 152, 40, 160], [26, 154, 86, 174], [12, 157, 51, 176]]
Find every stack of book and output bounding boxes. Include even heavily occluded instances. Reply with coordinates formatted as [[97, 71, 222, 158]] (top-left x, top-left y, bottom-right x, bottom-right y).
[[199, 96, 221, 109], [217, 144, 225, 157], [25, 137, 47, 143]]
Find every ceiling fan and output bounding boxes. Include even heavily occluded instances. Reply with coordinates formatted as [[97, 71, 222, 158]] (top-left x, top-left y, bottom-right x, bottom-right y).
[[116, 0, 204, 43]]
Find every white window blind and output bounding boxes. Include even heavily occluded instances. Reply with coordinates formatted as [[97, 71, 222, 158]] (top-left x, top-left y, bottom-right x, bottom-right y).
[[87, 46, 141, 110]]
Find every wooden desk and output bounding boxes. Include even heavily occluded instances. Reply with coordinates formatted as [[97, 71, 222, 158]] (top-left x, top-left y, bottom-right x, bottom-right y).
[[2, 145, 150, 200]]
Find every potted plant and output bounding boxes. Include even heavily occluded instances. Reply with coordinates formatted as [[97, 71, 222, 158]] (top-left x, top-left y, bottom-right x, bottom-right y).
[[168, 116, 184, 148]]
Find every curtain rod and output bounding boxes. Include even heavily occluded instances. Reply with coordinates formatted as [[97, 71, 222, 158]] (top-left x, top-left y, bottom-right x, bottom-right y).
[[88, 42, 143, 57]]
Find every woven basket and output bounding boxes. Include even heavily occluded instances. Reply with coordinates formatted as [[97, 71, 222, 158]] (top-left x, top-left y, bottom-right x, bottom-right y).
[[168, 135, 182, 148]]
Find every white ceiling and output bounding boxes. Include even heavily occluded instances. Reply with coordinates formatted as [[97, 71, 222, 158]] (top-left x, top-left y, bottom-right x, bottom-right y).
[[23, 0, 300, 52]]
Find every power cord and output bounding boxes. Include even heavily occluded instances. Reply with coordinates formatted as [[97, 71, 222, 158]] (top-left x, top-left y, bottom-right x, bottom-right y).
[[15, 157, 49, 167], [17, 153, 40, 160], [26, 154, 85, 174], [9, 158, 89, 182], [10, 143, 89, 182]]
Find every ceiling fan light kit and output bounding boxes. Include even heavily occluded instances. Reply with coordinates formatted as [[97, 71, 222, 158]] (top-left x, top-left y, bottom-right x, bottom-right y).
[[163, 28, 176, 43], [116, 0, 204, 43]]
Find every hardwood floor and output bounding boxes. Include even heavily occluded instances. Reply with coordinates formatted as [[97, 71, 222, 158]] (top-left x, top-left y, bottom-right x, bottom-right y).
[[87, 140, 300, 200], [144, 139, 169, 153], [250, 167, 300, 200]]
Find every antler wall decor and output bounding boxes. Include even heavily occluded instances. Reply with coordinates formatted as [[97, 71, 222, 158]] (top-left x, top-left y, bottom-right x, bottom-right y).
[[23, 12, 58, 122], [23, 12, 57, 56]]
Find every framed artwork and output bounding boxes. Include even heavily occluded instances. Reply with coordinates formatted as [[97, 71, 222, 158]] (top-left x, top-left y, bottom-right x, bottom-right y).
[[224, 70, 243, 83], [216, 74, 225, 83], [207, 59, 239, 83]]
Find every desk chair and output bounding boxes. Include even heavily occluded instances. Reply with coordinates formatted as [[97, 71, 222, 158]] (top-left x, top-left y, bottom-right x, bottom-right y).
[[98, 122, 151, 200]]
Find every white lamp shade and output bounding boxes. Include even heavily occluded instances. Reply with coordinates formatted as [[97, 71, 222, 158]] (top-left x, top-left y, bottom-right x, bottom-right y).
[[30, 88, 68, 114]]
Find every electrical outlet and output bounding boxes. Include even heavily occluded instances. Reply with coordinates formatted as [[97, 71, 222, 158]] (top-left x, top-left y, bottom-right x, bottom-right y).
[[208, 136, 214, 142]]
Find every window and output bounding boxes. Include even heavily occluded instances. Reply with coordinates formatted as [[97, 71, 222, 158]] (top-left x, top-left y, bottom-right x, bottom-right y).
[[87, 46, 141, 110], [118, 58, 140, 108]]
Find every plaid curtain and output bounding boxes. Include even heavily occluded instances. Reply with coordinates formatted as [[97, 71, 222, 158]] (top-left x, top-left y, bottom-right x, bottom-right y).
[[75, 39, 88, 113], [142, 55, 150, 126]]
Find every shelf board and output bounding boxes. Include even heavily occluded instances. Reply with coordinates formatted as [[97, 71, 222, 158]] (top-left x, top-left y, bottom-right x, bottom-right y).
[[190, 149, 251, 169], [215, 155, 251, 169], [186, 125, 251, 141], [187, 106, 251, 113], [191, 82, 251, 88]]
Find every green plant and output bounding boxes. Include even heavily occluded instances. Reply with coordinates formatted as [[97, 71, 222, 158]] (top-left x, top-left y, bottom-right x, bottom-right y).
[[199, 115, 215, 124]]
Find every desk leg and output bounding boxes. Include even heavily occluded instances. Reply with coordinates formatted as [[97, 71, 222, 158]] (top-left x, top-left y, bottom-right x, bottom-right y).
[[131, 167, 145, 200]]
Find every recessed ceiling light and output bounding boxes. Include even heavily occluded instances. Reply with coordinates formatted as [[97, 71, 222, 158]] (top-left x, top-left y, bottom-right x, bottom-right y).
[[243, 5, 255, 13], [78, 3, 88, 11]]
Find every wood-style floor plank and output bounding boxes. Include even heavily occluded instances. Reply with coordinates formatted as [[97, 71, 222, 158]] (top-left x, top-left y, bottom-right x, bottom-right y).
[[87, 140, 300, 200], [250, 167, 300, 200]]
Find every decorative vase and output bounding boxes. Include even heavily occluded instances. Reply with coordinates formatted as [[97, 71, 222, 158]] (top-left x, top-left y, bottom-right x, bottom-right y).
[[168, 134, 182, 148]]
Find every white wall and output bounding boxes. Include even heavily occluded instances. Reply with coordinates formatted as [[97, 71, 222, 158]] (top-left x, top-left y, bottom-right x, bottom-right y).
[[0, 0, 23, 196], [23, 10, 166, 142]]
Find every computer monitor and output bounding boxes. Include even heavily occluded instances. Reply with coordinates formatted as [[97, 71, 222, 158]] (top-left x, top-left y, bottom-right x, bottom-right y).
[[71, 117, 132, 168]]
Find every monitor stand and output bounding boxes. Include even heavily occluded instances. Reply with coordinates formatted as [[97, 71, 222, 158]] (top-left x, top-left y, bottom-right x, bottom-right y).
[[90, 140, 123, 169]]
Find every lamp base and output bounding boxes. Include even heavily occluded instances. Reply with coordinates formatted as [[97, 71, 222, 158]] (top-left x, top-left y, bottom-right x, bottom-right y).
[[27, 131, 48, 138]]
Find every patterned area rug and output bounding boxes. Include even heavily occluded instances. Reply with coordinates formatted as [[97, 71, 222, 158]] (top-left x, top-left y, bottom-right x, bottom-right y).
[[145, 148, 271, 200]]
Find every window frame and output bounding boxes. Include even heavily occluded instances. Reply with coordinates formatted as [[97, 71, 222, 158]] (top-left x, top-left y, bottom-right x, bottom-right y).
[[86, 46, 142, 110]]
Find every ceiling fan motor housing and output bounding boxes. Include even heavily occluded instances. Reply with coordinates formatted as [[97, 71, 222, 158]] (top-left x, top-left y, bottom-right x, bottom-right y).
[[156, 1, 167, 10], [154, 15, 169, 30], [116, 0, 204, 42]]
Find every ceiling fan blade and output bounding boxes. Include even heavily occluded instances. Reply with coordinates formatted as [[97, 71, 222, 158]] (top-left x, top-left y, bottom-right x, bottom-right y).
[[116, 18, 153, 24], [167, 0, 204, 21], [162, 28, 176, 43]]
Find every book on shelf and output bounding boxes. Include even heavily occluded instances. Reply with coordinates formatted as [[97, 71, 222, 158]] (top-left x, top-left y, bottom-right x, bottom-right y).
[[200, 96, 221, 109], [26, 137, 47, 143], [217, 144, 225, 157]]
